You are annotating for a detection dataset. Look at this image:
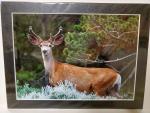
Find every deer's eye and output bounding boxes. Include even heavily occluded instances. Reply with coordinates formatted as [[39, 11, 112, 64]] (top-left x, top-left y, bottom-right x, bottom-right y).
[[49, 44, 54, 47]]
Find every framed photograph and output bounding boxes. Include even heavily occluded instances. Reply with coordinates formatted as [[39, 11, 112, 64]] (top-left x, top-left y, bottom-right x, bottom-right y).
[[1, 2, 150, 109]]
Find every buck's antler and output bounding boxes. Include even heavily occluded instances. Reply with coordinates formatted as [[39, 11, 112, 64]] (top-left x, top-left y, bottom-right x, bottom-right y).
[[28, 26, 42, 39], [53, 26, 63, 37], [48, 26, 64, 45], [27, 26, 42, 45]]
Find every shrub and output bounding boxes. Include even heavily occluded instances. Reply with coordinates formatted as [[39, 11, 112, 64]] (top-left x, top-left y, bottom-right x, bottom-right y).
[[63, 32, 98, 65], [17, 80, 117, 100]]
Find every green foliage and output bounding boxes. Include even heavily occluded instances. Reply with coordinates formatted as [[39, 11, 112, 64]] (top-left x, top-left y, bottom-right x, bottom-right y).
[[73, 24, 83, 32], [16, 61, 43, 84], [80, 15, 139, 32], [80, 15, 139, 51], [72, 15, 139, 61], [63, 32, 98, 64], [16, 70, 35, 81]]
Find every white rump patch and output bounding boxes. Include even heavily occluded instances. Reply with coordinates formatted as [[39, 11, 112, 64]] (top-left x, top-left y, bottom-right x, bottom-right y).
[[113, 74, 121, 91]]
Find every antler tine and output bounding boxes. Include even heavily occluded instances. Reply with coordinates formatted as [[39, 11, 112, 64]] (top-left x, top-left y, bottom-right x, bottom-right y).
[[28, 26, 41, 39], [48, 33, 53, 42], [49, 33, 52, 38], [29, 26, 32, 31], [48, 26, 64, 44], [59, 26, 63, 31], [28, 26, 34, 34], [53, 26, 63, 37]]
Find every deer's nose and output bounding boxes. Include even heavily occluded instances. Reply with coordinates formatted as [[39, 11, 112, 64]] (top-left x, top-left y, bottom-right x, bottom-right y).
[[43, 50, 47, 54]]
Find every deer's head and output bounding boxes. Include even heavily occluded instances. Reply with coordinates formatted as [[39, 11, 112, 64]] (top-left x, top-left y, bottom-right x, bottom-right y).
[[27, 26, 64, 57]]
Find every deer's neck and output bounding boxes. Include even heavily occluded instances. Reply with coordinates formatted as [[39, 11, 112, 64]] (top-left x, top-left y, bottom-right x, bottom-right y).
[[42, 51, 55, 75]]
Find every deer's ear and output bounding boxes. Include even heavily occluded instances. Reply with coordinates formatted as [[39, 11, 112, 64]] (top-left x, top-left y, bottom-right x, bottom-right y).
[[27, 34, 41, 45], [27, 26, 42, 45], [52, 34, 64, 46]]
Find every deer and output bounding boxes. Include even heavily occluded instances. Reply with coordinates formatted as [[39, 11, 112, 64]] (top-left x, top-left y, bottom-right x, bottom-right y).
[[27, 26, 122, 98]]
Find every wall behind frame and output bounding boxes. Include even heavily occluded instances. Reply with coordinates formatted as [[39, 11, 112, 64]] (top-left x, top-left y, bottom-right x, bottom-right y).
[[0, 0, 150, 113]]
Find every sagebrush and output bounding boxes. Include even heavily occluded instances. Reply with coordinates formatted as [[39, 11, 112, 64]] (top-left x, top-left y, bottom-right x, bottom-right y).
[[17, 80, 117, 100]]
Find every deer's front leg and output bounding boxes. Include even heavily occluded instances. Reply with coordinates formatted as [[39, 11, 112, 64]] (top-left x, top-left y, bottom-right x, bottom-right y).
[[42, 71, 49, 86]]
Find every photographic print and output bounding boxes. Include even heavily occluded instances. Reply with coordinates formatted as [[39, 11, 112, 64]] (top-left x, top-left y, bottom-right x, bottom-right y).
[[1, 2, 150, 108], [13, 14, 139, 100]]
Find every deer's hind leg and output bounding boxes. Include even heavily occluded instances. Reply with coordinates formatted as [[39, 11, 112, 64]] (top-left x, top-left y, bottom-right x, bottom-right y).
[[92, 75, 119, 97], [93, 82, 112, 96], [109, 84, 122, 99]]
